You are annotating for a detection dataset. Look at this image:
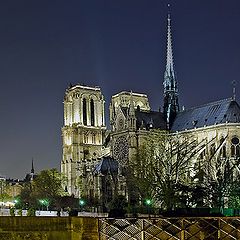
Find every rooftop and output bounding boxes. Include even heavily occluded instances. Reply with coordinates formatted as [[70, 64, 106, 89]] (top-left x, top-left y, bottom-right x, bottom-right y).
[[171, 98, 240, 131]]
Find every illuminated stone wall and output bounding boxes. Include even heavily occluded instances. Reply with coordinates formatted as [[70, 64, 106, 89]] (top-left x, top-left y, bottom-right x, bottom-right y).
[[109, 91, 151, 127], [61, 85, 107, 197], [176, 123, 240, 161]]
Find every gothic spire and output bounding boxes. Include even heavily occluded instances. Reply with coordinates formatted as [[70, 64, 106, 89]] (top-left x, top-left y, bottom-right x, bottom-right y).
[[163, 4, 179, 128], [31, 158, 34, 174], [165, 10, 175, 81]]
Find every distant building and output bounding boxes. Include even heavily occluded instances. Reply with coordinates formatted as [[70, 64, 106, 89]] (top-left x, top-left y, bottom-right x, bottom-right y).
[[1, 161, 37, 203], [61, 11, 240, 208], [24, 159, 37, 182], [5, 179, 23, 199], [0, 176, 6, 198]]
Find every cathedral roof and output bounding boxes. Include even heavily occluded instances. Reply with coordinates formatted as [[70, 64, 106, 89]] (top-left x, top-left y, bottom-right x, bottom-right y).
[[94, 156, 118, 175], [171, 98, 240, 132], [136, 110, 167, 130], [118, 106, 167, 130]]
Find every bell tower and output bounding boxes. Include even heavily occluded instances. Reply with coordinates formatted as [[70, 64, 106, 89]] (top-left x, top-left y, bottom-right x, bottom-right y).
[[61, 85, 106, 197]]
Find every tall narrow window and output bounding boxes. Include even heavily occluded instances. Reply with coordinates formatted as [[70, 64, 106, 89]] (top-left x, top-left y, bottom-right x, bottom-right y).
[[210, 144, 215, 157], [222, 145, 226, 158], [83, 98, 87, 125], [84, 134, 88, 143], [220, 137, 226, 158], [90, 99, 95, 126], [236, 145, 240, 157], [231, 136, 240, 157], [231, 145, 235, 157], [92, 134, 96, 144]]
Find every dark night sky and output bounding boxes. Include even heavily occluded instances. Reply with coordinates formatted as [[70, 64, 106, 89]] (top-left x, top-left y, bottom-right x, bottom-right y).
[[0, 0, 240, 179]]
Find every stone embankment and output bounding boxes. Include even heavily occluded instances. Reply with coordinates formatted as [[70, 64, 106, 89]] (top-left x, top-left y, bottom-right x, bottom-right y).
[[0, 217, 98, 240]]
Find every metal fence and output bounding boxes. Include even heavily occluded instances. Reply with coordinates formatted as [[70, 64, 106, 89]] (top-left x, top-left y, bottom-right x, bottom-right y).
[[98, 217, 240, 239]]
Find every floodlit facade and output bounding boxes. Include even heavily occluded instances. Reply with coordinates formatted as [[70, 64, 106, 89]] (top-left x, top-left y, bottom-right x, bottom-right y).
[[61, 85, 107, 196], [61, 11, 240, 207]]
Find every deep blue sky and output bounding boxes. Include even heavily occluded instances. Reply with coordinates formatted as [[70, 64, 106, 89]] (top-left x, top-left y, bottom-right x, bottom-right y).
[[0, 0, 240, 179]]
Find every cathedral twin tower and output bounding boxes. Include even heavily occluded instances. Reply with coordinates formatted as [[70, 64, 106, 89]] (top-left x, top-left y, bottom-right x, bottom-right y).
[[62, 86, 106, 195]]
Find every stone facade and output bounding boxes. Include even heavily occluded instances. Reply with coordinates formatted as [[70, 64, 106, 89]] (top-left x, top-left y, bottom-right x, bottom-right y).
[[61, 86, 240, 207], [61, 85, 107, 196], [110, 92, 151, 166]]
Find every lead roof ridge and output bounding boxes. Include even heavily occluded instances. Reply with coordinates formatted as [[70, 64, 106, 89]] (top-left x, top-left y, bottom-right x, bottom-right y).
[[180, 97, 233, 113]]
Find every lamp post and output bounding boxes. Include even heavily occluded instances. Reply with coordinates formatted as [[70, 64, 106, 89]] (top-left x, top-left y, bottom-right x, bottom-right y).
[[79, 199, 85, 212], [39, 199, 49, 211], [14, 199, 19, 208], [145, 199, 152, 218], [39, 199, 44, 211]]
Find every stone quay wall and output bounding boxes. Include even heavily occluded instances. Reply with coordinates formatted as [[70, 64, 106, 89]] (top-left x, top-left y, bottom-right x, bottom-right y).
[[2, 216, 240, 240], [0, 217, 98, 240]]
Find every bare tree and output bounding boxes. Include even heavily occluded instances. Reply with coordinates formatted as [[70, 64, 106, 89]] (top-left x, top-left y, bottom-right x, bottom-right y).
[[129, 130, 207, 211], [129, 129, 240, 214]]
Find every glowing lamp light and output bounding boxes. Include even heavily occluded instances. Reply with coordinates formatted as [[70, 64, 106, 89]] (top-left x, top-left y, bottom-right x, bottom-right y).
[[145, 199, 152, 205], [79, 199, 85, 206], [39, 199, 49, 206]]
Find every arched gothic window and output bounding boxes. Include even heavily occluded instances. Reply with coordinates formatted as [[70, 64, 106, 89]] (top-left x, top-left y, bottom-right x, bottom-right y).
[[83, 98, 87, 125], [90, 99, 95, 126], [231, 136, 240, 157]]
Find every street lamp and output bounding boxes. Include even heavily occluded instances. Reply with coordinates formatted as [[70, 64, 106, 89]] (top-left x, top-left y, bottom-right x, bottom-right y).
[[14, 199, 19, 207], [146, 199, 151, 205], [145, 199, 152, 218], [39, 199, 44, 211], [79, 199, 85, 212], [39, 199, 49, 211]]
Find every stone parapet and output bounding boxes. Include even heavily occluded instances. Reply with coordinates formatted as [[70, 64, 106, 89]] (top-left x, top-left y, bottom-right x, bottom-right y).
[[0, 217, 98, 240]]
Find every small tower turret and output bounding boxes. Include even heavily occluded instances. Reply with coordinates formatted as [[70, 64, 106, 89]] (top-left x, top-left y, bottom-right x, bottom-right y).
[[128, 91, 136, 130]]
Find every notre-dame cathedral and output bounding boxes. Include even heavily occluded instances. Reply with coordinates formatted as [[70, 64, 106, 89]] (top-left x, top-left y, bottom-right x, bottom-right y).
[[61, 12, 240, 207]]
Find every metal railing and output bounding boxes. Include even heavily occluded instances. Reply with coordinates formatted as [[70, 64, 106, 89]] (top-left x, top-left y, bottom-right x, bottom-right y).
[[99, 217, 240, 239]]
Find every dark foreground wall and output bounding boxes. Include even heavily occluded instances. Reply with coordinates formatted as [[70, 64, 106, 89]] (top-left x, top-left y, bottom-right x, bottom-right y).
[[0, 217, 98, 240], [2, 216, 240, 240]]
